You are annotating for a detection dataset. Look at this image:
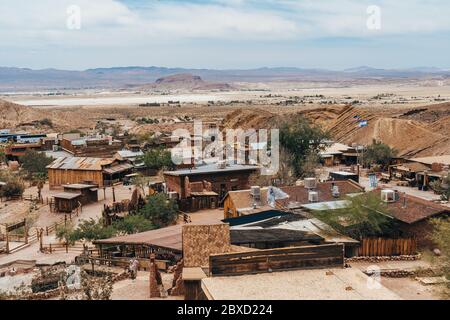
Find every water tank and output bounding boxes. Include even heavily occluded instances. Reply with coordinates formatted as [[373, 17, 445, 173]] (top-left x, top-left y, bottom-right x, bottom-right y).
[[308, 191, 319, 203], [168, 192, 179, 200], [304, 177, 317, 189], [381, 189, 396, 203]]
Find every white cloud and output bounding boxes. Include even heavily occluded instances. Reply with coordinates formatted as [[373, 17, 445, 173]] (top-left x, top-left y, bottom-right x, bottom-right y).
[[1, 0, 450, 48], [0, 0, 449, 69]]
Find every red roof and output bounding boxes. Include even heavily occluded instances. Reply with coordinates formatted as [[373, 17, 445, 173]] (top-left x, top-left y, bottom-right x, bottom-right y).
[[277, 180, 365, 207]]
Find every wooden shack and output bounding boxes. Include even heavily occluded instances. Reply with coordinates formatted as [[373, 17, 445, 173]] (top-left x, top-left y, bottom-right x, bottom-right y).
[[47, 157, 114, 189], [53, 192, 82, 213], [63, 184, 99, 205]]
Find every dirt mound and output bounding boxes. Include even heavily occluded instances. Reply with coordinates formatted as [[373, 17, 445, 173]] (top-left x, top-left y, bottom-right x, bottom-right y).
[[328, 105, 449, 157], [0, 99, 42, 121], [398, 102, 450, 122], [0, 99, 93, 132], [222, 108, 277, 130]]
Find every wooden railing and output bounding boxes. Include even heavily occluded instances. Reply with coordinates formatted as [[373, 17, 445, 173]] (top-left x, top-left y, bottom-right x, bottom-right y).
[[0, 204, 82, 255], [40, 242, 86, 254], [81, 254, 171, 272]]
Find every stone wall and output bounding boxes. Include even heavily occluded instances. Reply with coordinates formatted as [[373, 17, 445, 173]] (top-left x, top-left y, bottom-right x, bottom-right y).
[[182, 224, 231, 268]]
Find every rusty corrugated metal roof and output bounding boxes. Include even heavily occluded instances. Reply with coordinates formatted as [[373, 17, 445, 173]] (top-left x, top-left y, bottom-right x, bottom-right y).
[[46, 157, 114, 171]]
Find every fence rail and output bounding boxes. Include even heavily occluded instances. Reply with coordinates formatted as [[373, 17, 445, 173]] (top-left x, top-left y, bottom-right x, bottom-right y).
[[358, 237, 417, 257], [0, 204, 81, 255], [81, 254, 171, 272], [40, 242, 86, 254]]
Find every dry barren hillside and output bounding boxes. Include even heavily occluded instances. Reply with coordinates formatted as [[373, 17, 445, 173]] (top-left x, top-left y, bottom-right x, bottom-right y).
[[0, 99, 93, 132], [222, 102, 449, 158], [326, 104, 450, 157]]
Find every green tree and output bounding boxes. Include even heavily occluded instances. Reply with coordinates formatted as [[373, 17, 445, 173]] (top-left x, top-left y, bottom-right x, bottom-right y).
[[113, 215, 155, 234], [430, 175, 450, 201], [19, 149, 53, 178], [362, 140, 397, 168], [63, 215, 156, 243], [280, 115, 328, 178], [139, 193, 179, 228], [0, 170, 25, 198], [68, 219, 117, 242], [56, 223, 77, 245], [141, 148, 174, 171], [0, 149, 6, 164], [313, 193, 395, 239]]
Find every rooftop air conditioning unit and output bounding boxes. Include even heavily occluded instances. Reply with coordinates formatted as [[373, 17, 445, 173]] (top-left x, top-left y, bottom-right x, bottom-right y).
[[308, 191, 319, 203], [217, 160, 227, 169], [381, 189, 396, 203], [331, 185, 340, 198], [304, 177, 317, 189], [251, 186, 261, 201]]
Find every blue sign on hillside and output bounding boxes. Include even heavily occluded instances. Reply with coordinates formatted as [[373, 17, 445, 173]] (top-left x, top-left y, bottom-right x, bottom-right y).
[[358, 120, 368, 127]]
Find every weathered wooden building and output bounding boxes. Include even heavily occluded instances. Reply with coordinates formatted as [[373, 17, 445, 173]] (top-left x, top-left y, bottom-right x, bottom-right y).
[[47, 157, 132, 189], [164, 163, 259, 199], [60, 136, 123, 158], [53, 192, 82, 213], [63, 184, 99, 204], [4, 143, 42, 161], [164, 162, 259, 212]]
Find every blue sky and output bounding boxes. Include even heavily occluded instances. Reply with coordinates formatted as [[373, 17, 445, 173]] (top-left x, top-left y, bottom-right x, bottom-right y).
[[0, 0, 449, 70]]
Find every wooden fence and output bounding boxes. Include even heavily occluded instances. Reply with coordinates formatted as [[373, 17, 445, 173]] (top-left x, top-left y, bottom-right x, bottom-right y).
[[40, 242, 86, 254], [0, 205, 81, 255], [81, 255, 171, 272], [209, 244, 344, 277], [358, 237, 417, 257]]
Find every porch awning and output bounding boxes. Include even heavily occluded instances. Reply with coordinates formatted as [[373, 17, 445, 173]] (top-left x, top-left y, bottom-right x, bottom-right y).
[[103, 163, 134, 175]]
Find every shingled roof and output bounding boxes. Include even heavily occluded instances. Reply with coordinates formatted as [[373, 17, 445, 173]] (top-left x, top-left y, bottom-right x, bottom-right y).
[[224, 180, 365, 212], [369, 190, 449, 224], [277, 180, 365, 208]]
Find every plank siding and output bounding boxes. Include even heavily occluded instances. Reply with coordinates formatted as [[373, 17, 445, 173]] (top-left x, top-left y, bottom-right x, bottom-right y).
[[358, 238, 416, 256], [209, 244, 344, 277], [48, 169, 104, 189]]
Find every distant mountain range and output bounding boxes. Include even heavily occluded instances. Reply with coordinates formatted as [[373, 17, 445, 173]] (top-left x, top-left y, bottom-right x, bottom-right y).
[[0, 66, 449, 92]]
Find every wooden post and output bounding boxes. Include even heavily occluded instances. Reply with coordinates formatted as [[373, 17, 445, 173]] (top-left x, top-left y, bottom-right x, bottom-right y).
[[66, 242, 69, 253], [39, 229, 44, 252], [112, 187, 116, 203], [103, 187, 106, 200], [5, 232, 9, 254], [64, 215, 67, 228], [24, 218, 28, 245], [49, 243, 52, 253]]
